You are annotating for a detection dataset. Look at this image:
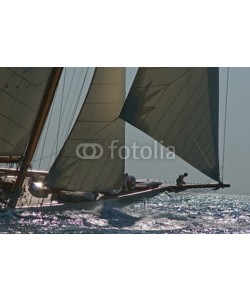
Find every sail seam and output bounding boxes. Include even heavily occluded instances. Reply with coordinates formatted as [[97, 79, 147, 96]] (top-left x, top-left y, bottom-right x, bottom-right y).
[[0, 87, 39, 113], [151, 68, 200, 135], [161, 69, 207, 140], [134, 68, 197, 133], [6, 67, 47, 92], [68, 120, 123, 191], [64, 68, 91, 141]]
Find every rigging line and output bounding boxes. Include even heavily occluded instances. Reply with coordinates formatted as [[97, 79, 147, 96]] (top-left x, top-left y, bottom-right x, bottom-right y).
[[32, 75, 61, 169], [33, 79, 60, 168], [221, 68, 230, 183], [63, 67, 90, 142], [31, 149, 60, 164], [58, 67, 77, 146], [45, 67, 88, 170], [36, 92, 56, 170], [42, 68, 78, 170], [46, 138, 57, 170], [55, 68, 66, 153]]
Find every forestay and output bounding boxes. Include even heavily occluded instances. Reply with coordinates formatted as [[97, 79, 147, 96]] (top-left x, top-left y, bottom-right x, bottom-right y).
[[45, 68, 125, 192], [0, 67, 54, 156], [120, 67, 220, 182]]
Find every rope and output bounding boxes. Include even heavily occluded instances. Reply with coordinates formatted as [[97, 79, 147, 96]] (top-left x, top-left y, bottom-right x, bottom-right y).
[[55, 68, 66, 153], [58, 67, 77, 146], [221, 68, 230, 182], [46, 140, 58, 170], [63, 68, 90, 141], [44, 68, 78, 169], [32, 69, 67, 170], [46, 68, 90, 170], [37, 91, 56, 170], [32, 150, 60, 164]]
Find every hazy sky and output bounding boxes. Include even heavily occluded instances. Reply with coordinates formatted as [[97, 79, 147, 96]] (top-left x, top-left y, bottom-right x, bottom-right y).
[[33, 67, 250, 196]]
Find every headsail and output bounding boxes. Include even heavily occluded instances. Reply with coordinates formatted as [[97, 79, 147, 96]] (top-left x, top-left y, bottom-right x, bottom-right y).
[[120, 67, 220, 182], [0, 67, 54, 157], [45, 68, 125, 192]]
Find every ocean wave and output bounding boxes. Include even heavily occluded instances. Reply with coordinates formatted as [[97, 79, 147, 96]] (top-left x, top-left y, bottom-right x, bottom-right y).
[[1, 193, 250, 233]]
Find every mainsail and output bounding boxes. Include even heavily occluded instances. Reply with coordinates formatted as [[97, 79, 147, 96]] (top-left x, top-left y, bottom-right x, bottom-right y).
[[45, 68, 125, 192], [0, 67, 54, 157], [120, 67, 220, 182]]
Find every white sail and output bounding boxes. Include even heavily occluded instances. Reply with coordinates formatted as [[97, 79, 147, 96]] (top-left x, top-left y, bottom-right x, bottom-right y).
[[0, 67, 54, 156], [45, 68, 125, 192], [120, 67, 220, 182]]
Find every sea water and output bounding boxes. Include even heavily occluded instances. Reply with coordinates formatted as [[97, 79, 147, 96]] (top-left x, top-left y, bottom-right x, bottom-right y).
[[1, 192, 250, 233]]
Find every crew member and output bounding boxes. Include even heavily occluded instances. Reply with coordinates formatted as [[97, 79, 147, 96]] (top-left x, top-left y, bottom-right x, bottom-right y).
[[176, 173, 188, 186], [124, 173, 136, 190]]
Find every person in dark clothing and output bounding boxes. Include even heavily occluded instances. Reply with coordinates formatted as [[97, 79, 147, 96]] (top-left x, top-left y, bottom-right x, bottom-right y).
[[176, 173, 188, 186]]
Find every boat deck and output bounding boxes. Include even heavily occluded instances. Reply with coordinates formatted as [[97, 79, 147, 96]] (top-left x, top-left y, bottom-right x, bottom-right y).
[[11, 184, 169, 212], [1, 180, 230, 212]]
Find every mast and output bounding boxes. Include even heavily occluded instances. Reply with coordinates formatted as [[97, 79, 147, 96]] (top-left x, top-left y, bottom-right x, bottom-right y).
[[8, 67, 63, 208]]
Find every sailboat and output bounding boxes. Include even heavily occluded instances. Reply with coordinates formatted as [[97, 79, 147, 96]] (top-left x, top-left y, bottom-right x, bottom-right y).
[[0, 67, 229, 210]]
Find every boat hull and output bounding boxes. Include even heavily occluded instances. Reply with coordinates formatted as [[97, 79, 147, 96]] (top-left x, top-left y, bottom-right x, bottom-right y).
[[0, 184, 168, 213], [0, 182, 230, 213]]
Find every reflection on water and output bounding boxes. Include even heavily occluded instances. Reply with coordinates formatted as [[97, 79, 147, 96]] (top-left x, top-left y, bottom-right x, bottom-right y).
[[1, 193, 250, 233]]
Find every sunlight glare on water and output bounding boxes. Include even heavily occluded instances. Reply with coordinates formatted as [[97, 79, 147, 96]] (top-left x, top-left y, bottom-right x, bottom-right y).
[[1, 193, 250, 233]]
